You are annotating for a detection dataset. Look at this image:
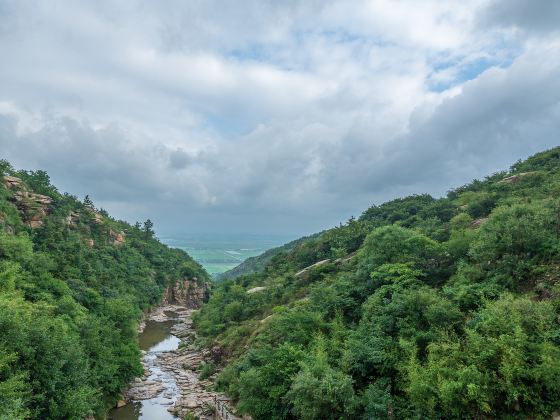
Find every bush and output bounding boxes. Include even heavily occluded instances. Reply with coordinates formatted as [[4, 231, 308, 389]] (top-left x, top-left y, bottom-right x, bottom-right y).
[[198, 362, 215, 380]]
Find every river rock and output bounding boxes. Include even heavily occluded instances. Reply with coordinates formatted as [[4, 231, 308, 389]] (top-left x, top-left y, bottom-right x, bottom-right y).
[[125, 380, 165, 400]]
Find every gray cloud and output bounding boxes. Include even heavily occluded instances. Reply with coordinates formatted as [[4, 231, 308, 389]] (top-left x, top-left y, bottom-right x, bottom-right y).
[[0, 1, 559, 236], [479, 0, 560, 34]]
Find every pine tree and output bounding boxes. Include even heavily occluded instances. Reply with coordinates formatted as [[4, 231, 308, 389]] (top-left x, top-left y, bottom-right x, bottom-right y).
[[83, 195, 94, 209], [143, 219, 154, 239]]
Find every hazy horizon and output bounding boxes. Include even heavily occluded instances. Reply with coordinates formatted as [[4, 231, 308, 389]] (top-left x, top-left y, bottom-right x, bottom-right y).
[[160, 233, 297, 275]]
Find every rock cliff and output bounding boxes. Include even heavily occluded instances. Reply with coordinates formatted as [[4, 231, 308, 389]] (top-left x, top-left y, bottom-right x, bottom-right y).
[[163, 278, 211, 309], [4, 176, 53, 228]]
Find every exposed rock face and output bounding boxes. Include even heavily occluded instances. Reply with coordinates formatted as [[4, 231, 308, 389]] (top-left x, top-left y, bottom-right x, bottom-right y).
[[13, 191, 53, 228], [470, 217, 489, 228], [497, 172, 532, 184], [65, 211, 80, 226], [3, 175, 23, 189], [89, 211, 103, 225], [247, 286, 267, 294], [84, 238, 95, 247], [163, 279, 210, 309], [334, 253, 356, 264], [2, 176, 53, 228], [295, 259, 330, 277], [108, 229, 126, 246]]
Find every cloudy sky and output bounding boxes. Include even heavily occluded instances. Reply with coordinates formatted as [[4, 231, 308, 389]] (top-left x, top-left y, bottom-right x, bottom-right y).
[[1, 0, 559, 236]]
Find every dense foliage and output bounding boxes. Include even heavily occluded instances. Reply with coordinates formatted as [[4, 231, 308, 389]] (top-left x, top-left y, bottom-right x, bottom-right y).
[[195, 147, 560, 419], [0, 161, 208, 419]]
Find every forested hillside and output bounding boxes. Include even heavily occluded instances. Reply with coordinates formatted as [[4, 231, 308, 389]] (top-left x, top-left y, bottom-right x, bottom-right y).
[[195, 147, 560, 419], [217, 234, 320, 281], [0, 160, 209, 419]]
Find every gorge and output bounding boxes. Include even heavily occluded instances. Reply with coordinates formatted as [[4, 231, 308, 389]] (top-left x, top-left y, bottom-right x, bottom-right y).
[[2, 147, 560, 419]]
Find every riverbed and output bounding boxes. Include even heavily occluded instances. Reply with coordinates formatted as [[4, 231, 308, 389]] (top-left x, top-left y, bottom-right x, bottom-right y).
[[107, 305, 238, 420], [108, 312, 182, 420]]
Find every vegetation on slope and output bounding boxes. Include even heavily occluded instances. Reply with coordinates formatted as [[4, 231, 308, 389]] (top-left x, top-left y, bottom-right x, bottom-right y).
[[0, 160, 208, 419], [194, 147, 560, 419], [217, 234, 320, 281]]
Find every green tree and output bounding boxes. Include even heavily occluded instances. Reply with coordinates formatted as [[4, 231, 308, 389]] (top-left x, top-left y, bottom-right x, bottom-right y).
[[405, 295, 560, 418], [143, 219, 154, 239], [83, 195, 94, 208], [287, 337, 356, 420], [469, 202, 558, 289], [236, 344, 305, 420]]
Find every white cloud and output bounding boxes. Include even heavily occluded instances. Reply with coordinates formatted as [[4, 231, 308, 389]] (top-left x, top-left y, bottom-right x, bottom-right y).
[[0, 0, 558, 235]]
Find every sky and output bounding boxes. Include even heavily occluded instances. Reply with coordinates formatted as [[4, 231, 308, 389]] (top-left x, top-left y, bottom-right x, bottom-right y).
[[0, 0, 559, 237]]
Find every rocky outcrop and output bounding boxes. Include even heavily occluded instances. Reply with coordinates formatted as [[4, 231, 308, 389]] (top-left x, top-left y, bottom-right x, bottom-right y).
[[470, 217, 489, 228], [163, 279, 210, 309], [65, 211, 80, 226], [5, 179, 52, 229], [247, 286, 267, 294], [3, 175, 23, 189], [108, 229, 126, 246], [295, 259, 330, 277], [497, 172, 533, 184], [13, 191, 53, 228], [125, 377, 166, 400], [2, 175, 53, 228], [89, 211, 103, 225]]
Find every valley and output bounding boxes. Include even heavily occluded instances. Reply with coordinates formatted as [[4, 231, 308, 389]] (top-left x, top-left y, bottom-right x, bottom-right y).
[[2, 147, 560, 419], [162, 234, 294, 276]]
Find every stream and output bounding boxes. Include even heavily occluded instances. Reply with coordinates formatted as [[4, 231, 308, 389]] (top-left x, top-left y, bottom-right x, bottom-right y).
[[107, 305, 237, 420], [108, 312, 181, 420]]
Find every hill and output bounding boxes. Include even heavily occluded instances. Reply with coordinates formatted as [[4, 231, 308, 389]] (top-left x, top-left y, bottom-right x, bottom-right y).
[[0, 161, 209, 419], [217, 233, 320, 281], [194, 147, 560, 419]]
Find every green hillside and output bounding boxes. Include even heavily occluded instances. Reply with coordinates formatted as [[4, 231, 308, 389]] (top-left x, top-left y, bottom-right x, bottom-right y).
[[194, 147, 560, 419], [217, 234, 320, 281], [0, 160, 209, 419]]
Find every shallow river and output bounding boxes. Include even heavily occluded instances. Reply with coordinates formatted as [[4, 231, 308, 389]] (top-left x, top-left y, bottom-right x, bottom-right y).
[[108, 312, 181, 420]]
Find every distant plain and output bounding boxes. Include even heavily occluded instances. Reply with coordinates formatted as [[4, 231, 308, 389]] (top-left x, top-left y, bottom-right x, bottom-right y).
[[161, 234, 294, 276]]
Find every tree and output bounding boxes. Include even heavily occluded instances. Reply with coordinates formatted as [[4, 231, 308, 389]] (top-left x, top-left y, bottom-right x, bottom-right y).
[[287, 337, 356, 420], [405, 296, 560, 418], [237, 344, 305, 420], [143, 219, 154, 239], [0, 159, 13, 176], [357, 225, 449, 285], [468, 202, 558, 289], [83, 195, 94, 209]]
